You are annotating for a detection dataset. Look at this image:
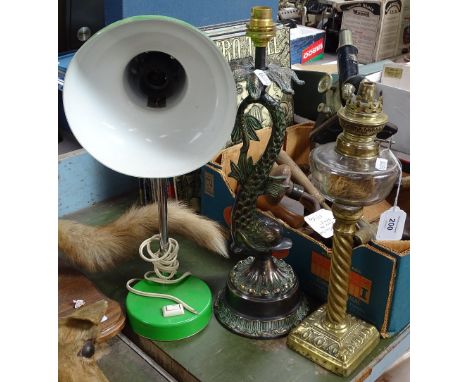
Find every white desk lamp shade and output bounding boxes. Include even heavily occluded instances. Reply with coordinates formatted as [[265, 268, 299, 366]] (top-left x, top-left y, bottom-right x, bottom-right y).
[[63, 16, 237, 178]]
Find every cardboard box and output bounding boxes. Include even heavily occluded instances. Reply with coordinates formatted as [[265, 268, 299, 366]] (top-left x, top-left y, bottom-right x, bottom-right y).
[[396, 0, 410, 55], [375, 81, 410, 155], [201, 123, 410, 337], [381, 62, 410, 91], [290, 25, 326, 65], [202, 22, 290, 68], [202, 22, 294, 129], [338, 0, 405, 64]]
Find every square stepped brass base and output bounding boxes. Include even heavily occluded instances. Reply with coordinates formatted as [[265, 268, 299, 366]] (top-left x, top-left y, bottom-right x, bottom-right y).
[[287, 305, 379, 377]]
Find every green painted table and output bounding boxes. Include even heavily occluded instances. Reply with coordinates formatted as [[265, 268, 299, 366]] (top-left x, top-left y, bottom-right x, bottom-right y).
[[60, 194, 409, 382]]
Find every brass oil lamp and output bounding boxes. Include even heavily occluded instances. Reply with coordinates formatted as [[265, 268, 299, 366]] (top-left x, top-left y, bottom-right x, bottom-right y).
[[287, 79, 400, 376]]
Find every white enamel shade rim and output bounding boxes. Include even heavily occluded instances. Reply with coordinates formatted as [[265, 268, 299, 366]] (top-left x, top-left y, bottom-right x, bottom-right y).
[[63, 15, 237, 178]]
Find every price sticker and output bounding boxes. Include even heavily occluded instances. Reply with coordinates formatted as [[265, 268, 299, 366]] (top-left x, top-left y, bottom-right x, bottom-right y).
[[305, 209, 335, 238], [254, 69, 272, 86], [376, 207, 407, 241], [375, 157, 388, 171]]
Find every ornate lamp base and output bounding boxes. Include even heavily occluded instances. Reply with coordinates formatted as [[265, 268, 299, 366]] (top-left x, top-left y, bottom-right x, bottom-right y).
[[287, 305, 379, 376], [214, 255, 309, 339]]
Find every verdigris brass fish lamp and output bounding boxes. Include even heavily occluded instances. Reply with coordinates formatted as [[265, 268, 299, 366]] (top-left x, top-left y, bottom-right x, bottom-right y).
[[213, 6, 310, 339], [287, 79, 400, 376]]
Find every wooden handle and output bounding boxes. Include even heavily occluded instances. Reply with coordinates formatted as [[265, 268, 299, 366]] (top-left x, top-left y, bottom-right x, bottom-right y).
[[257, 195, 304, 229], [277, 150, 328, 209], [299, 193, 321, 213], [401, 175, 410, 190]]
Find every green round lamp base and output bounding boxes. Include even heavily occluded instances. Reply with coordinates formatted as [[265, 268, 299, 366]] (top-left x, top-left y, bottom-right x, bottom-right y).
[[126, 276, 212, 341]]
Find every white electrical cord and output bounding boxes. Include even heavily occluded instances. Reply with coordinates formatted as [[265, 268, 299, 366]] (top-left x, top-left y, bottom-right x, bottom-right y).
[[382, 148, 403, 209], [126, 234, 198, 315], [389, 149, 403, 209]]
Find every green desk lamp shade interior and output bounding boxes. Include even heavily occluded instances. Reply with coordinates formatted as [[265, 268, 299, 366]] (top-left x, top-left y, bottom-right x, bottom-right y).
[[126, 276, 212, 341]]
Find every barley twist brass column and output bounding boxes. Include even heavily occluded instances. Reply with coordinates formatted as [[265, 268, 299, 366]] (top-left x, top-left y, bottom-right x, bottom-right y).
[[326, 205, 362, 326], [287, 79, 400, 376]]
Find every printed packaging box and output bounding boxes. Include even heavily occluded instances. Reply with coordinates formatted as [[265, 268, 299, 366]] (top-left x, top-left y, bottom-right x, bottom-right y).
[[290, 25, 326, 65], [396, 0, 410, 55], [202, 21, 294, 128], [201, 123, 410, 337], [337, 0, 406, 64]]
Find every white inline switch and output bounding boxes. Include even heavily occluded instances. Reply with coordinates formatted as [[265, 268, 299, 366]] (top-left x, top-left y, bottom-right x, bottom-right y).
[[162, 304, 185, 317]]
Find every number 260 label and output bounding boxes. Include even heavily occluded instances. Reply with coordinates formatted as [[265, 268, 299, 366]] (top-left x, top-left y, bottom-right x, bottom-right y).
[[376, 207, 407, 241]]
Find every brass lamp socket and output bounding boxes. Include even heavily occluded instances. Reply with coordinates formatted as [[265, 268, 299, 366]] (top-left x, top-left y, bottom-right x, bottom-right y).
[[246, 6, 276, 47]]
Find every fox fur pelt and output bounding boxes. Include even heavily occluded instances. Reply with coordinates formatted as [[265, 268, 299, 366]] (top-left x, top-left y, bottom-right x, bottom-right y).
[[59, 300, 109, 382], [59, 201, 228, 273]]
